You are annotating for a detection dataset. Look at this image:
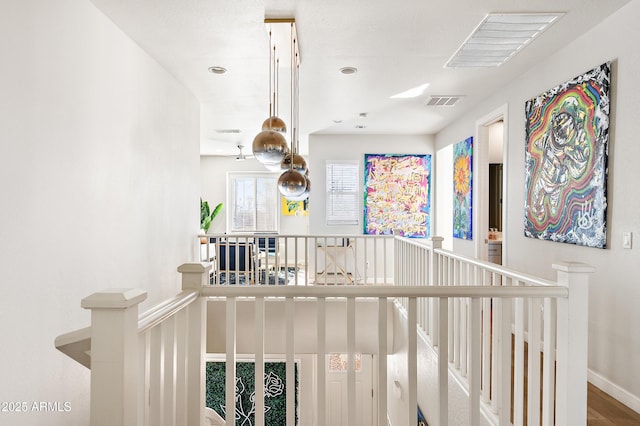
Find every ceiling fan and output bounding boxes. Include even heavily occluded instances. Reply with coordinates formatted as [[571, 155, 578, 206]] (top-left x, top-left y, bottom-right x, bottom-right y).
[[234, 144, 254, 161]]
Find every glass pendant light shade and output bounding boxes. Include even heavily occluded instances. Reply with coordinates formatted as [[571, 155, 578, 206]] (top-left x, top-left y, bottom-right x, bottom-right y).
[[280, 153, 307, 174], [286, 175, 310, 201], [262, 116, 287, 133], [252, 130, 288, 165], [278, 169, 307, 198]]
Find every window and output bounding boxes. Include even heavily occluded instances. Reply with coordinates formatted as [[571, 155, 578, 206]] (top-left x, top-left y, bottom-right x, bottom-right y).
[[228, 172, 278, 233], [326, 161, 359, 225]]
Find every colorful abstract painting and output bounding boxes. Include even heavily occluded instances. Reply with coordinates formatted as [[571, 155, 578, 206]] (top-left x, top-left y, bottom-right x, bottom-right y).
[[281, 196, 308, 216], [453, 137, 473, 240], [363, 154, 431, 238], [524, 62, 610, 248]]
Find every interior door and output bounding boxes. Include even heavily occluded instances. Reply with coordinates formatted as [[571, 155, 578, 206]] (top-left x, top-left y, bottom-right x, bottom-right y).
[[325, 354, 373, 425]]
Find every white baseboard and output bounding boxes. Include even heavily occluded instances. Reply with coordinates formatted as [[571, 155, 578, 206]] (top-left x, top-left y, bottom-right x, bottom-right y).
[[588, 369, 640, 414]]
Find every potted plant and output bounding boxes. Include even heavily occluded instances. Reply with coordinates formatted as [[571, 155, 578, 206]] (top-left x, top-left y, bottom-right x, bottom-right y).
[[200, 198, 223, 243]]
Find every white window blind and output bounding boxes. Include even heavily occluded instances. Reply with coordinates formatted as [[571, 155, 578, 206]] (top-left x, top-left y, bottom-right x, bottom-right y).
[[326, 161, 359, 225], [228, 173, 278, 233]]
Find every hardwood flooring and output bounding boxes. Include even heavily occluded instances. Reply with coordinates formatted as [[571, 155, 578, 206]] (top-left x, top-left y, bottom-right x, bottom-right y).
[[513, 338, 639, 425], [587, 383, 640, 425]]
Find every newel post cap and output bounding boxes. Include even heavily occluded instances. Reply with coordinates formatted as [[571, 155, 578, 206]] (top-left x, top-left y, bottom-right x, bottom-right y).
[[552, 262, 596, 274], [81, 288, 148, 310], [178, 262, 212, 290]]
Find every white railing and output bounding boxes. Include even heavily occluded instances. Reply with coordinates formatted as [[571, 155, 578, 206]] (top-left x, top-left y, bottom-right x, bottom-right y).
[[56, 234, 591, 426], [55, 264, 210, 426], [199, 233, 394, 285], [394, 236, 592, 425]]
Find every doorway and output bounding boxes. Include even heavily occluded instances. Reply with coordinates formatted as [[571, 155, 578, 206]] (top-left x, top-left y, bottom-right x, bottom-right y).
[[475, 105, 508, 264], [325, 353, 374, 425]]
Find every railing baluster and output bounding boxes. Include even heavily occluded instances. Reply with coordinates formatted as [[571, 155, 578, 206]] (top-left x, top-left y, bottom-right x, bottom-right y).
[[497, 294, 513, 425], [469, 297, 482, 425], [514, 285, 525, 426], [138, 332, 150, 426], [317, 297, 326, 426], [255, 297, 265, 426], [175, 310, 188, 426], [286, 297, 295, 425], [541, 297, 556, 426], [528, 297, 542, 426], [347, 297, 356, 426], [481, 269, 491, 405], [438, 297, 449, 426], [225, 297, 236, 425], [408, 297, 418, 426], [149, 326, 164, 426], [163, 316, 177, 425], [378, 296, 388, 426]]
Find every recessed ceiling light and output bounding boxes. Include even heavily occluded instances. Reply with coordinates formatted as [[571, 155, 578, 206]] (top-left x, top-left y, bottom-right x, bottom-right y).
[[339, 66, 358, 75], [446, 13, 563, 68], [208, 66, 227, 74], [390, 83, 430, 99]]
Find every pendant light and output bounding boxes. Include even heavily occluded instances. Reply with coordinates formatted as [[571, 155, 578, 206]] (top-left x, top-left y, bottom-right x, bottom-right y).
[[277, 22, 307, 198], [253, 31, 287, 166]]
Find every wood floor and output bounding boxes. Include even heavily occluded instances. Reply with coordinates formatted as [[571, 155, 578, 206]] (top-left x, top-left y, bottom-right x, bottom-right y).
[[587, 383, 640, 425], [514, 338, 639, 425]]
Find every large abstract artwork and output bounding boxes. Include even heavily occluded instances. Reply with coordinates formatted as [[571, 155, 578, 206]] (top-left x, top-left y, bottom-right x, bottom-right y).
[[364, 153, 431, 237], [524, 62, 610, 248], [453, 137, 473, 240]]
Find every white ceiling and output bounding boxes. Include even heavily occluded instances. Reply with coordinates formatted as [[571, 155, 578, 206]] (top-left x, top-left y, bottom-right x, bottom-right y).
[[90, 0, 629, 156]]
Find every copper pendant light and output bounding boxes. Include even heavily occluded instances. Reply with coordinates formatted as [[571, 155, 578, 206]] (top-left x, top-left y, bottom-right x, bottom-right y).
[[277, 21, 307, 198], [253, 34, 287, 165]]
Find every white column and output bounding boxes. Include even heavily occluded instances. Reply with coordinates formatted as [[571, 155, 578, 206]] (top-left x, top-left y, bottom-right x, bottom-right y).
[[82, 288, 147, 426], [554, 262, 594, 426], [178, 262, 210, 426]]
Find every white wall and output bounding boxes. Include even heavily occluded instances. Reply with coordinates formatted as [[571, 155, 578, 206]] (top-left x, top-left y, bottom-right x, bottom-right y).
[[435, 0, 640, 411], [200, 156, 309, 234], [308, 134, 435, 235], [0, 1, 200, 424]]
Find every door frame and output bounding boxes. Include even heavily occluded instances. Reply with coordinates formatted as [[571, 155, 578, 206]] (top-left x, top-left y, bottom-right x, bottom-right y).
[[474, 104, 509, 263]]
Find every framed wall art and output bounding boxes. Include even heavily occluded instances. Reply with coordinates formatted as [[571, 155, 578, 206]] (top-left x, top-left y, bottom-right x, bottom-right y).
[[363, 153, 431, 237], [524, 62, 610, 248], [453, 137, 473, 240]]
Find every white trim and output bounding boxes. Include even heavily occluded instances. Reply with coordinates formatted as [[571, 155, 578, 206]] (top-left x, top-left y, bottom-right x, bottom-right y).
[[588, 369, 640, 414]]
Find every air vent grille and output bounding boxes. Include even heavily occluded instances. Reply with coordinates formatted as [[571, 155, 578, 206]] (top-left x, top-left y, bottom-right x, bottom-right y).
[[425, 96, 462, 107]]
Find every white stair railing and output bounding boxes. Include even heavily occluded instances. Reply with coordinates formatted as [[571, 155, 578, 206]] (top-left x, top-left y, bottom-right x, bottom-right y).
[[55, 263, 210, 426], [56, 234, 591, 426], [394, 236, 593, 425], [199, 233, 394, 285]]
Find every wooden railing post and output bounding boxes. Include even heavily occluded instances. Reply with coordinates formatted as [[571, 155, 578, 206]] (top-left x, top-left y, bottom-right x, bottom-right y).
[[178, 262, 210, 426], [82, 288, 148, 426], [554, 262, 594, 426]]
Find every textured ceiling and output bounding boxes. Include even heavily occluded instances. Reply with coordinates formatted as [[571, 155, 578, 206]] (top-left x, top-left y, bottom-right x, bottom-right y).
[[90, 0, 629, 156]]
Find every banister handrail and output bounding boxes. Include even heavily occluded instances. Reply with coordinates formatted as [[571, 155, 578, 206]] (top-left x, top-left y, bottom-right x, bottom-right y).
[[201, 284, 568, 299], [137, 289, 199, 334], [433, 246, 557, 286]]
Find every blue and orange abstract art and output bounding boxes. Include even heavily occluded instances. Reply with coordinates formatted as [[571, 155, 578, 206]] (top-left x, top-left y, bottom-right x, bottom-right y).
[[524, 62, 610, 248], [363, 153, 431, 238], [453, 137, 473, 240]]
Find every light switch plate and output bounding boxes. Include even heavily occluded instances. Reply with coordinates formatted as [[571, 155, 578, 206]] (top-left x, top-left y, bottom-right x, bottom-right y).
[[622, 232, 632, 249]]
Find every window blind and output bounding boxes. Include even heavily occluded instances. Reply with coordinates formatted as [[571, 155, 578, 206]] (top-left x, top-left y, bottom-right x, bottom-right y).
[[229, 173, 278, 233], [326, 161, 359, 225]]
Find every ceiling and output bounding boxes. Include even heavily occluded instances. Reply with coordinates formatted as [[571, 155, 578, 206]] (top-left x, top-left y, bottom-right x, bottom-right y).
[[90, 0, 629, 156]]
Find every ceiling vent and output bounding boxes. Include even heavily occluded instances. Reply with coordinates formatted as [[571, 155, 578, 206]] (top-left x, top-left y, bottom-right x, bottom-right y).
[[446, 13, 563, 68], [215, 129, 241, 134], [425, 96, 463, 107]]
